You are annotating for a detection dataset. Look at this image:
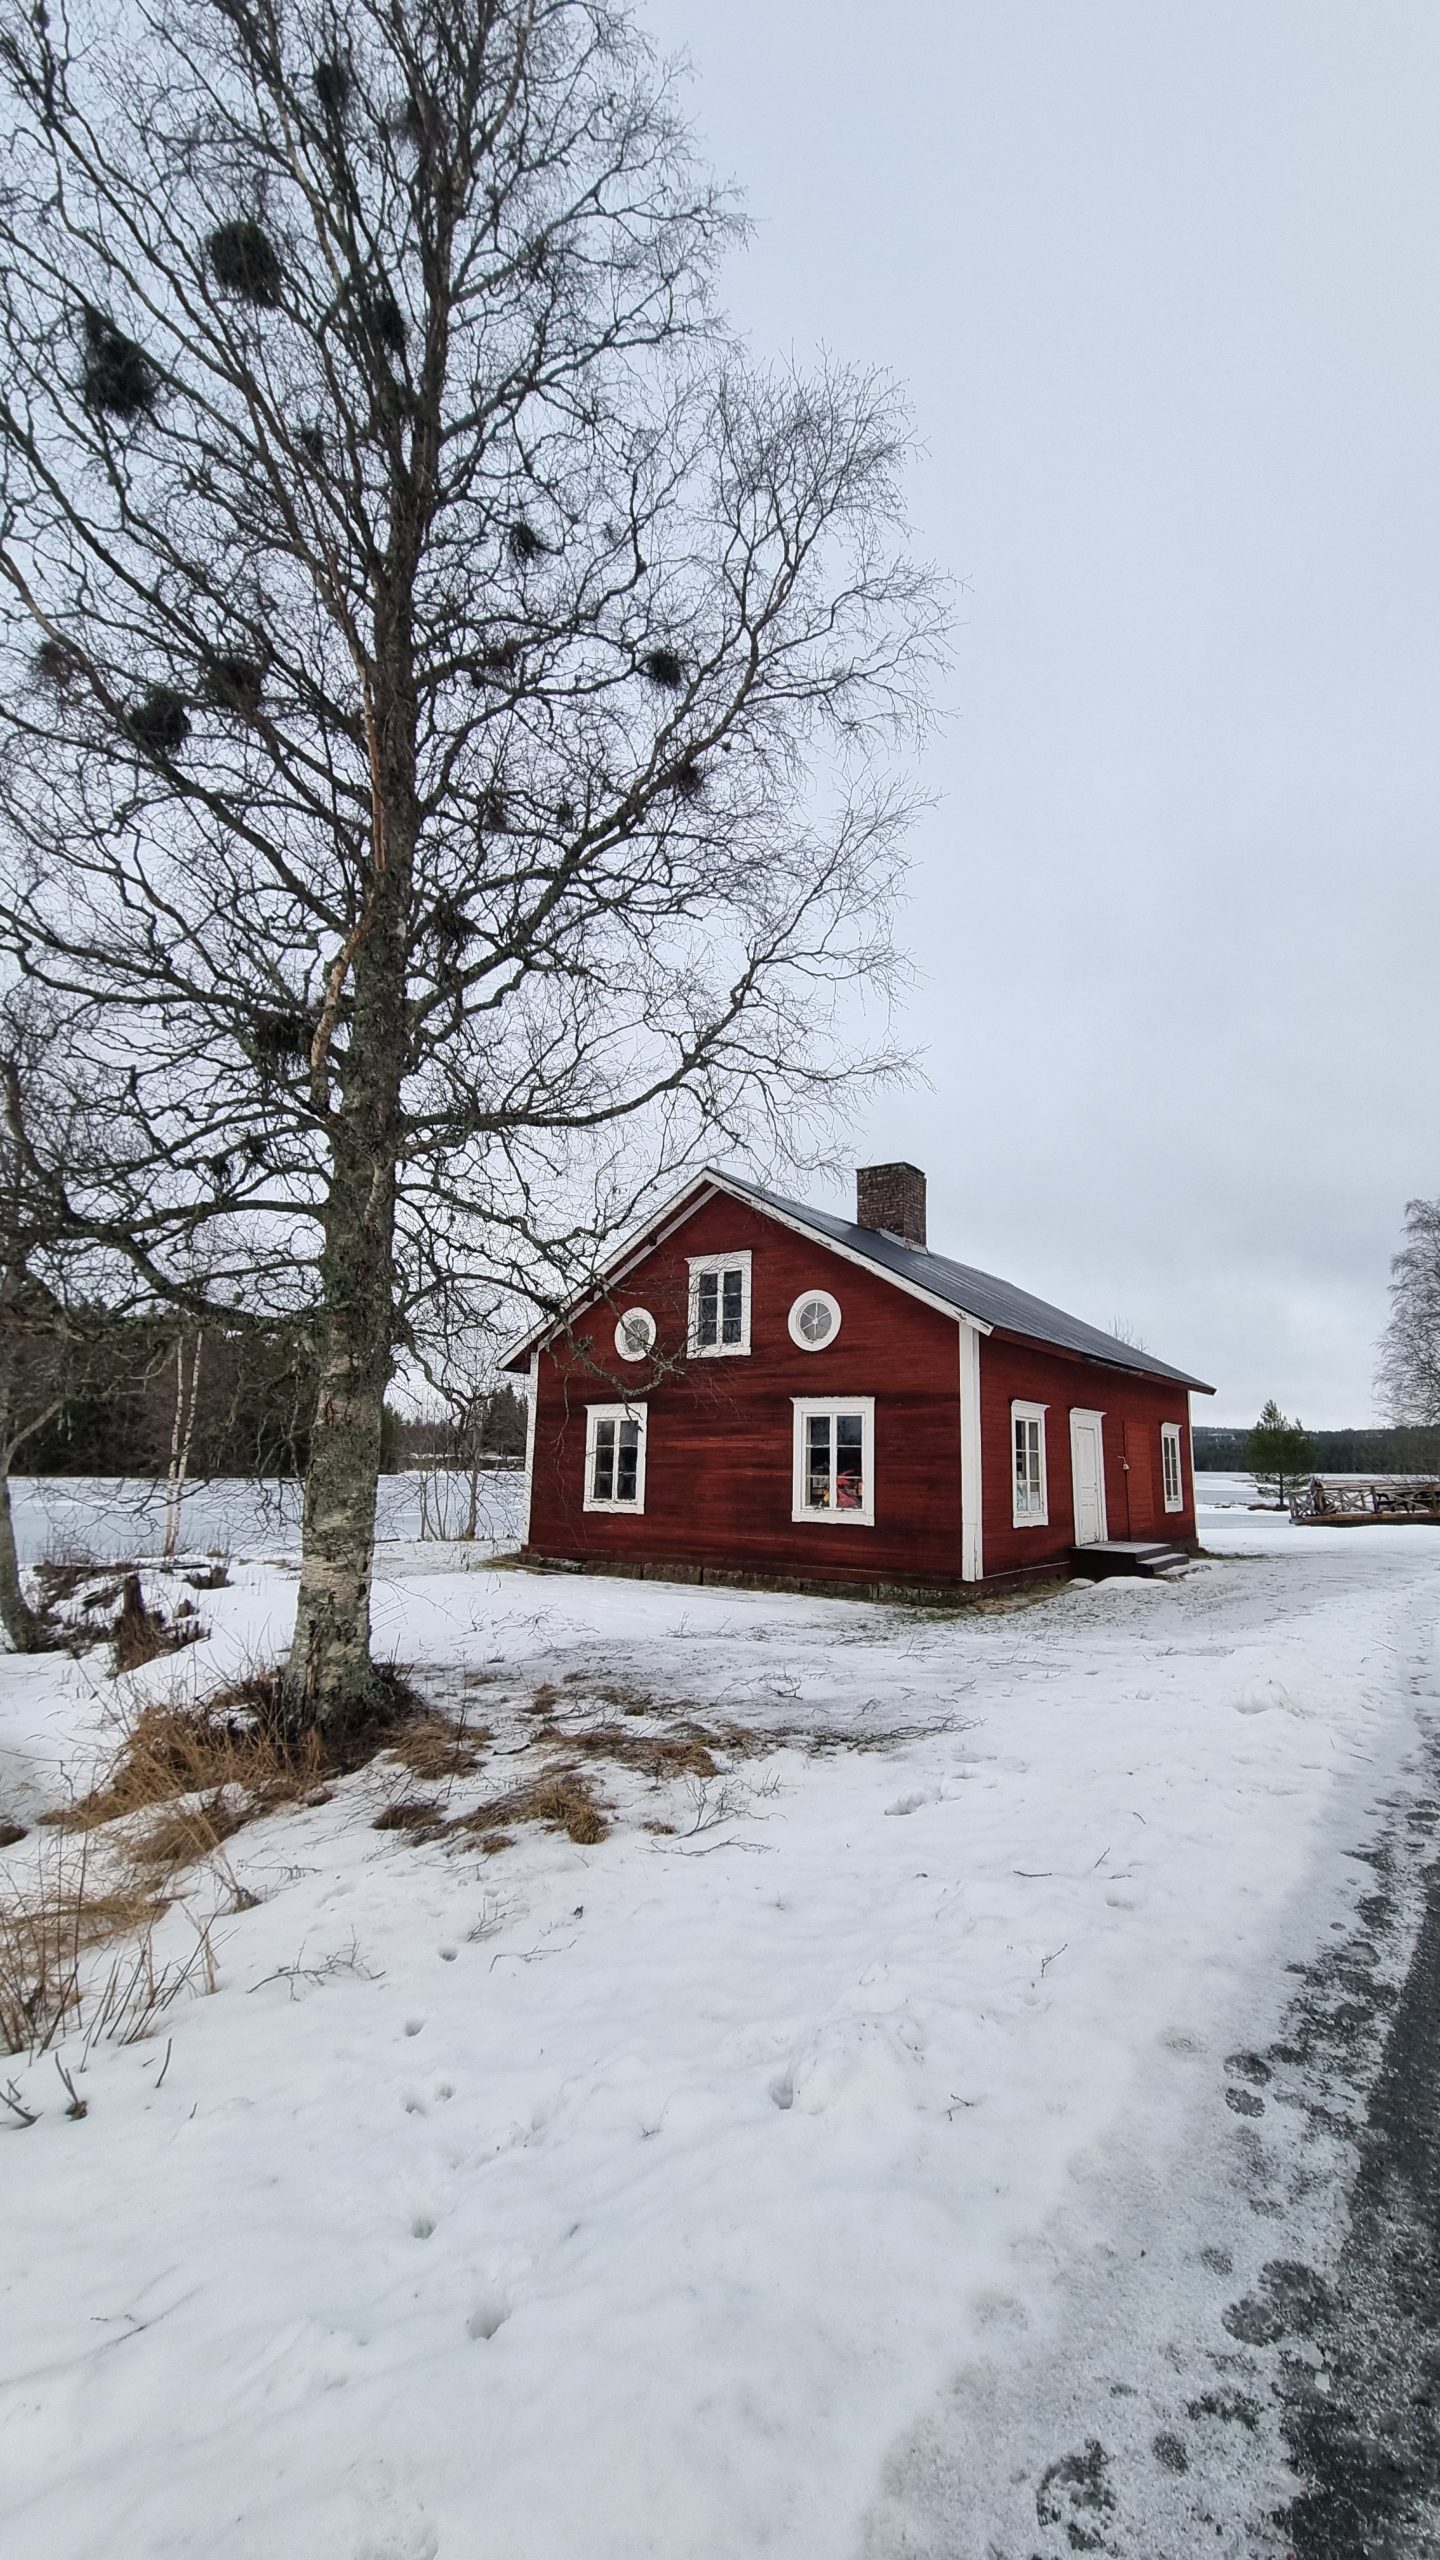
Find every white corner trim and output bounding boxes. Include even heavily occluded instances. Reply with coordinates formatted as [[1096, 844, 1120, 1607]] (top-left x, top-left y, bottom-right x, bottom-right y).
[[790, 1394, 876, 1527], [960, 1328, 983, 1580], [582, 1402, 649, 1513], [520, 1349, 539, 1548], [686, 1247, 752, 1356]]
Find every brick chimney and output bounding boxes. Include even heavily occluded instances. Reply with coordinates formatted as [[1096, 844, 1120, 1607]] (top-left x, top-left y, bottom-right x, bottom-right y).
[[856, 1161, 927, 1248]]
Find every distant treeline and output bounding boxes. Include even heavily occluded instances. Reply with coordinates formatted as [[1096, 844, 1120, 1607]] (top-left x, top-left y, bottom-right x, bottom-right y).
[[21, 1330, 527, 1479], [1194, 1425, 1440, 1476]]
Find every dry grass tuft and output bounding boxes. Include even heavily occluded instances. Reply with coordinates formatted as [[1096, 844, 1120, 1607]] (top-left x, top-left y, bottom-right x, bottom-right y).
[[0, 1829, 188, 2057], [386, 1713, 490, 1783], [371, 1797, 442, 1834], [460, 1768, 610, 1848], [130, 1792, 250, 1870], [63, 1695, 325, 1838], [0, 1821, 27, 1849], [558, 1721, 720, 1781]]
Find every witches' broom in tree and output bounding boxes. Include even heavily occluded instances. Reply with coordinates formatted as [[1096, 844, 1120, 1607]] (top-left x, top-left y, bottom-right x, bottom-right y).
[[0, 0, 943, 1733]]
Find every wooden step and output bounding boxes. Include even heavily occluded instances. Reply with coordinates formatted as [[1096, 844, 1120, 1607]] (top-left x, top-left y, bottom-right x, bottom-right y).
[[1072, 1540, 1190, 1580]]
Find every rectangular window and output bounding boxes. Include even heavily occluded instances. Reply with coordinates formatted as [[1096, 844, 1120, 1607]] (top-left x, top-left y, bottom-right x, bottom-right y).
[[792, 1397, 875, 1526], [1160, 1421, 1184, 1513], [584, 1404, 648, 1512], [687, 1250, 752, 1356], [1012, 1401, 1049, 1526]]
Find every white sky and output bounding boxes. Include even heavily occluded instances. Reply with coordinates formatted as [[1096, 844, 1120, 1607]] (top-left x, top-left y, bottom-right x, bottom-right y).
[[641, 0, 1440, 1425]]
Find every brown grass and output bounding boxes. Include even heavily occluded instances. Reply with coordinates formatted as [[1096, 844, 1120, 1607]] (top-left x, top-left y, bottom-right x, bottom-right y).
[[0, 1831, 175, 2056], [558, 1721, 721, 1780], [386, 1713, 490, 1783], [463, 1770, 608, 1846], [61, 1694, 326, 1837], [130, 1792, 250, 1869]]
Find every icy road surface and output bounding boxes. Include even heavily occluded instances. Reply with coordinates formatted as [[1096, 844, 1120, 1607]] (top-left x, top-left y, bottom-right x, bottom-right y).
[[1, 1495, 1437, 2559]]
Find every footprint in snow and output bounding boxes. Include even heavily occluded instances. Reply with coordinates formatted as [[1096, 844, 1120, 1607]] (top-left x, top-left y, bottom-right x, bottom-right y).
[[467, 2296, 509, 2341], [403, 2018, 425, 2038]]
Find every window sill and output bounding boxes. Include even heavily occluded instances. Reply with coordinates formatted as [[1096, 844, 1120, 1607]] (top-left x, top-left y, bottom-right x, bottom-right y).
[[1011, 1513, 1050, 1530], [791, 1507, 875, 1528], [582, 1499, 646, 1515], [688, 1341, 750, 1358]]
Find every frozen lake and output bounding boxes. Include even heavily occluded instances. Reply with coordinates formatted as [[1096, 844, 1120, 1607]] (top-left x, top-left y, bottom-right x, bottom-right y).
[[8, 1469, 527, 1566]]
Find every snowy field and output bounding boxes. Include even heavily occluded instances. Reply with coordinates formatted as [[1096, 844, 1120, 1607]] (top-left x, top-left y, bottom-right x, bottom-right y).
[[2, 1486, 1439, 2557]]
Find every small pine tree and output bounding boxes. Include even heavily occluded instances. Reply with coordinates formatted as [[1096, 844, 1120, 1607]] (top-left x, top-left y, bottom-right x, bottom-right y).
[[1246, 1400, 1316, 1506]]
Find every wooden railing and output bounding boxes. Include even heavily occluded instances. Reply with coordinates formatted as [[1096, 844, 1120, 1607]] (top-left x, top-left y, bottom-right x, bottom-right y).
[[1290, 1477, 1440, 1522]]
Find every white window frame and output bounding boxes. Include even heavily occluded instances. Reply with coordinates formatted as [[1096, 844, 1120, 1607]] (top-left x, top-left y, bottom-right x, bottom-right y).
[[787, 1288, 843, 1352], [791, 1396, 876, 1527], [687, 1248, 752, 1357], [1011, 1399, 1049, 1527], [1160, 1421, 1184, 1513], [613, 1307, 656, 1363], [583, 1403, 648, 1513]]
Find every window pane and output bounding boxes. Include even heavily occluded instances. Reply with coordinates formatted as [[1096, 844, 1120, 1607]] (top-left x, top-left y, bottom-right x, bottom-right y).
[[721, 1267, 744, 1343], [592, 1416, 615, 1501], [835, 1412, 864, 1510], [696, 1272, 719, 1345], [806, 1412, 832, 1508], [616, 1417, 640, 1503]]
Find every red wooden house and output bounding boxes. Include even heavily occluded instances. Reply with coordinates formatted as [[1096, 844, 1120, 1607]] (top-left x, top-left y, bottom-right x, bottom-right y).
[[504, 1162, 1214, 1598]]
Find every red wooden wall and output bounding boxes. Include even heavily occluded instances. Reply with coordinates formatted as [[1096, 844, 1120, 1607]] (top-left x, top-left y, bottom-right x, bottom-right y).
[[978, 1332, 1197, 1576], [522, 1188, 1198, 1590], [525, 1191, 966, 1588]]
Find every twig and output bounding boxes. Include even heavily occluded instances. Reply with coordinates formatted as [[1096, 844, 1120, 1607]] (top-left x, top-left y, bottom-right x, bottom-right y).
[[1038, 1942, 1068, 1978], [55, 2055, 88, 2117], [2, 2077, 37, 2126], [155, 2035, 172, 2089]]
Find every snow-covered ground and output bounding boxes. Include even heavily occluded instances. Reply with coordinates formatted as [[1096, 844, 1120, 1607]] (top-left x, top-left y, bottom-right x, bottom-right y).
[[2, 1487, 1438, 2558]]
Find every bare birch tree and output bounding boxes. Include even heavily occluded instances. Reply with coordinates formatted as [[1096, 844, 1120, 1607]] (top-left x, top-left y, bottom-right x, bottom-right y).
[[1376, 1198, 1440, 1426], [0, 0, 942, 1730]]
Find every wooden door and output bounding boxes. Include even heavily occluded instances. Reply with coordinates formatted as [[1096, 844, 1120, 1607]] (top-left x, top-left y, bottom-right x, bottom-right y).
[[1069, 1409, 1108, 1545]]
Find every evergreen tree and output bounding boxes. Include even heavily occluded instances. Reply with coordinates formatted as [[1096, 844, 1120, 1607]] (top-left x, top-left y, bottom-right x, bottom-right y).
[[1246, 1400, 1315, 1506]]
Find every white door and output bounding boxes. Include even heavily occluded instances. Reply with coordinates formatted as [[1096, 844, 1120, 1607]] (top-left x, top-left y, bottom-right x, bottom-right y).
[[1069, 1409, 1108, 1545]]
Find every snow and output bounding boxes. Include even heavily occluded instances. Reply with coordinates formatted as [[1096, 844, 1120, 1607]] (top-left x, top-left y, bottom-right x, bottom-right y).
[[2, 1485, 1438, 2556]]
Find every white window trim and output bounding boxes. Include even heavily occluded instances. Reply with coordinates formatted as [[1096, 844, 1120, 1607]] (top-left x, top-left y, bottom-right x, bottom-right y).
[[614, 1307, 656, 1363], [791, 1395, 876, 1527], [1160, 1420, 1184, 1513], [687, 1248, 752, 1357], [1011, 1398, 1049, 1528], [787, 1288, 842, 1352], [583, 1402, 648, 1513]]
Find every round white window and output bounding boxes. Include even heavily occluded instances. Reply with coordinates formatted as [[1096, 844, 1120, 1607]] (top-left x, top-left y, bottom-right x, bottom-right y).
[[614, 1307, 656, 1362], [788, 1290, 842, 1351]]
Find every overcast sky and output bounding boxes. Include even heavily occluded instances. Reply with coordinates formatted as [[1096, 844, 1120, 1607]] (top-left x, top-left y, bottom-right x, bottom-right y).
[[640, 0, 1440, 1425]]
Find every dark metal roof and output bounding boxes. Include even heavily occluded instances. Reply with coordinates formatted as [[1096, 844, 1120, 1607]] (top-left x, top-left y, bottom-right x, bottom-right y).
[[723, 1172, 1214, 1394]]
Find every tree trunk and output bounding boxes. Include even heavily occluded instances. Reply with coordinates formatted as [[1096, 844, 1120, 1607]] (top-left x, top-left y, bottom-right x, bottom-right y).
[[282, 563, 418, 1735], [282, 1108, 401, 1733], [0, 1457, 39, 1652]]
